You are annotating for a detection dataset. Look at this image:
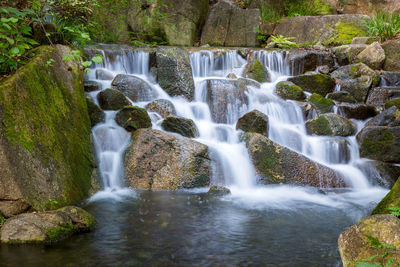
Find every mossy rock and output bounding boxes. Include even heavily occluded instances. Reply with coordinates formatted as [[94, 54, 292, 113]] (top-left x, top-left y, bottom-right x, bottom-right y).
[[86, 98, 105, 127], [97, 88, 131, 110], [385, 98, 400, 110], [207, 186, 231, 197], [244, 60, 270, 83], [236, 110, 269, 136], [115, 106, 152, 132], [325, 21, 368, 46], [275, 81, 306, 101], [327, 91, 357, 103], [372, 177, 400, 215], [305, 113, 356, 137], [309, 93, 335, 114], [161, 115, 199, 138], [288, 74, 335, 96]]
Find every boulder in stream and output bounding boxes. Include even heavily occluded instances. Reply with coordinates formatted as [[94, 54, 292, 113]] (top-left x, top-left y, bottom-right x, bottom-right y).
[[115, 106, 152, 132], [95, 69, 114, 81], [305, 113, 356, 137], [356, 41, 386, 70], [288, 73, 335, 96], [275, 81, 306, 101], [332, 44, 367, 65], [382, 38, 400, 71], [366, 87, 400, 106], [161, 116, 199, 138], [145, 99, 177, 119], [111, 74, 155, 102], [97, 89, 131, 110], [236, 110, 269, 137], [338, 104, 378, 120], [86, 98, 105, 127], [327, 91, 357, 103], [309, 93, 335, 114], [366, 106, 400, 127], [243, 59, 270, 83]]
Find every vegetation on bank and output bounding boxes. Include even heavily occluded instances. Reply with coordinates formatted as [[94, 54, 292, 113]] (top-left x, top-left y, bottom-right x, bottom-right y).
[[364, 11, 400, 42]]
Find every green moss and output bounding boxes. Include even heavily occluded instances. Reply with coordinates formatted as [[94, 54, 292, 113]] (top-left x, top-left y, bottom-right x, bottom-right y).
[[116, 106, 152, 132], [254, 138, 283, 183], [308, 116, 333, 136], [385, 98, 400, 110], [309, 93, 335, 113], [45, 223, 74, 241], [361, 128, 396, 156], [276, 81, 306, 101], [248, 60, 268, 83], [289, 74, 334, 96], [325, 22, 368, 46], [372, 177, 400, 215], [350, 65, 361, 78], [0, 213, 6, 226]]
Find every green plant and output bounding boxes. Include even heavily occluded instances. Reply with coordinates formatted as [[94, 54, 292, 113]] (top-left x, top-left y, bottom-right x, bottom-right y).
[[354, 235, 399, 267], [270, 35, 298, 48], [261, 5, 282, 23], [364, 10, 400, 42], [388, 207, 400, 217], [285, 0, 332, 17]]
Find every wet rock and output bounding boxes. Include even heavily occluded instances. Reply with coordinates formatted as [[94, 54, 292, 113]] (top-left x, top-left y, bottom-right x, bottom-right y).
[[111, 74, 155, 102], [373, 178, 400, 215], [205, 79, 249, 124], [351, 37, 374, 45], [161, 116, 199, 138], [236, 110, 269, 137], [0, 200, 30, 218], [371, 161, 400, 188], [86, 98, 105, 127], [309, 93, 335, 114], [243, 59, 270, 83], [97, 89, 131, 110], [332, 44, 367, 65], [380, 72, 400, 86], [115, 106, 152, 132], [84, 80, 101, 92], [200, 0, 261, 47], [95, 69, 114, 80], [124, 129, 211, 190], [0, 206, 95, 244], [226, 73, 237, 79], [306, 113, 356, 137], [357, 126, 400, 163], [338, 215, 400, 267], [366, 106, 400, 127], [317, 65, 330, 75], [153, 47, 195, 100], [288, 74, 335, 96], [356, 42, 386, 70], [145, 99, 176, 119], [385, 98, 400, 110], [327, 91, 357, 103], [287, 50, 335, 75], [242, 133, 346, 188], [382, 38, 400, 71], [275, 81, 306, 101], [338, 104, 378, 120], [366, 87, 400, 106], [207, 186, 231, 196]]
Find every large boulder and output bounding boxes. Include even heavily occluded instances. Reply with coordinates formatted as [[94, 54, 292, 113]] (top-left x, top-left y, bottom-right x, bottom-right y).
[[243, 60, 270, 83], [338, 104, 378, 120], [382, 38, 400, 72], [236, 110, 269, 136], [242, 133, 345, 187], [327, 91, 357, 103], [115, 106, 152, 132], [373, 178, 400, 215], [145, 99, 176, 119], [200, 0, 261, 47], [309, 93, 335, 114], [84, 80, 101, 92], [275, 81, 306, 101], [338, 215, 400, 267], [287, 50, 335, 75], [356, 42, 386, 70], [0, 45, 95, 210], [288, 74, 335, 96], [366, 106, 400, 127], [305, 113, 356, 137], [161, 115, 199, 138], [366, 87, 400, 106], [371, 161, 400, 188], [273, 15, 369, 47], [152, 47, 195, 101], [0, 206, 95, 244], [124, 129, 211, 190], [332, 44, 367, 65], [97, 89, 131, 110], [86, 98, 105, 127], [357, 126, 400, 163], [111, 74, 155, 102]]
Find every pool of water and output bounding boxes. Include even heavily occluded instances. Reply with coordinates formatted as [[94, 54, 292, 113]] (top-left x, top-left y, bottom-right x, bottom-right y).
[[0, 188, 385, 266]]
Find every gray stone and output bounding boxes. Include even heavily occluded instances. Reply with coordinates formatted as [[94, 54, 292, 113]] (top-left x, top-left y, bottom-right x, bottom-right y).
[[112, 74, 155, 102], [356, 41, 386, 70], [161, 116, 199, 138]]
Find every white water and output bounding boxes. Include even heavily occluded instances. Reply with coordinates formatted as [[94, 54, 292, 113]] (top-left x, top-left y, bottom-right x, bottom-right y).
[[86, 46, 388, 208]]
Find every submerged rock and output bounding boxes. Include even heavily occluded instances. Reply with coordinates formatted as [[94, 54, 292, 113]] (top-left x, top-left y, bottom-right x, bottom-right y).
[[111, 74, 155, 102], [338, 215, 400, 267], [0, 206, 96, 244], [338, 104, 378, 120], [243, 60, 270, 83], [207, 186, 231, 196], [86, 98, 105, 127], [327, 91, 357, 103], [366, 106, 400, 127], [115, 106, 152, 132], [242, 133, 346, 188], [356, 41, 386, 70], [98, 89, 131, 110], [161, 116, 199, 138], [236, 110, 269, 137], [309, 93, 335, 114], [288, 74, 335, 96], [306, 113, 356, 137], [275, 81, 306, 101], [145, 99, 176, 119], [124, 129, 211, 190]]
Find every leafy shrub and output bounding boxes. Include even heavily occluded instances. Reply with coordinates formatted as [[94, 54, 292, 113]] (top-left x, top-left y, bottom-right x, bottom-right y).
[[270, 35, 298, 48], [364, 11, 400, 42]]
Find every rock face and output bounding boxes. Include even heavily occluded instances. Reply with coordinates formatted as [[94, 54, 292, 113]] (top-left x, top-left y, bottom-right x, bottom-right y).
[[366, 106, 400, 127], [366, 87, 400, 106], [338, 215, 400, 267], [200, 0, 261, 47], [327, 91, 356, 103], [124, 129, 211, 190], [161, 116, 199, 138], [306, 113, 356, 137], [288, 74, 335, 96], [309, 93, 335, 114], [357, 126, 400, 163], [115, 106, 152, 132], [356, 42, 386, 70], [0, 206, 96, 244], [243, 133, 345, 187], [273, 15, 369, 47], [97, 89, 131, 110], [332, 44, 367, 65], [243, 60, 270, 83], [338, 104, 378, 120], [152, 47, 195, 100], [86, 98, 105, 127], [145, 99, 176, 119], [111, 74, 155, 102], [236, 110, 269, 136], [275, 81, 306, 101], [382, 38, 400, 71], [0, 45, 94, 210]]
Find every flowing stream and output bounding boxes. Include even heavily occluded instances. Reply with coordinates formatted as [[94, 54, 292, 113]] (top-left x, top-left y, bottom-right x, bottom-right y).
[[0, 46, 390, 266]]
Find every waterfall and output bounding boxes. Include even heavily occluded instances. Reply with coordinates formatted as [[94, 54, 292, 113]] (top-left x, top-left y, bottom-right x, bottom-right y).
[[86, 46, 387, 206]]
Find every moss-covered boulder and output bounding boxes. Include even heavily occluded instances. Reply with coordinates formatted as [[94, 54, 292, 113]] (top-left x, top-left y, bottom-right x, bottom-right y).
[[243, 60, 270, 83], [242, 132, 345, 187], [306, 113, 356, 137], [0, 45, 94, 210], [338, 104, 378, 120], [161, 115, 199, 138], [288, 74, 335, 96], [275, 81, 306, 101], [86, 98, 105, 127], [115, 106, 152, 132], [111, 74, 155, 102], [0, 206, 95, 244], [385, 98, 400, 110], [367, 87, 400, 106], [357, 126, 400, 163], [381, 38, 400, 72], [309, 93, 335, 114], [207, 186, 231, 197], [145, 99, 176, 119], [236, 110, 269, 136], [338, 214, 400, 267], [97, 88, 131, 110], [84, 80, 101, 92], [332, 44, 367, 65], [366, 106, 400, 127], [372, 177, 400, 215], [124, 129, 211, 190], [327, 91, 357, 103], [356, 41, 386, 70]]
